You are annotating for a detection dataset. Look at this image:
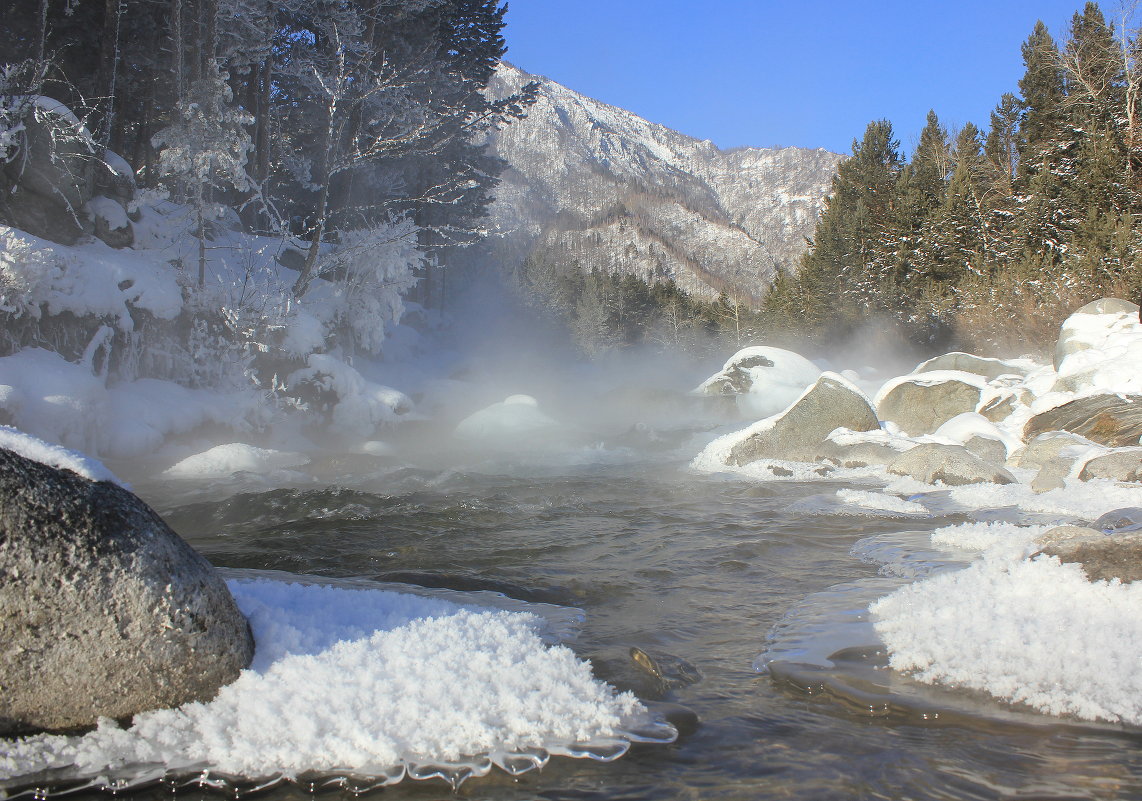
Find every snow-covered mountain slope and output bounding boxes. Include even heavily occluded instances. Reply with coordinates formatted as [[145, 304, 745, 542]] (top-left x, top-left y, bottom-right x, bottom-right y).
[[478, 63, 843, 304]]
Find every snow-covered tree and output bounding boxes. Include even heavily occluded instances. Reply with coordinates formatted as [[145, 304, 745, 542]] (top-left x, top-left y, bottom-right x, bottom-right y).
[[152, 61, 253, 286]]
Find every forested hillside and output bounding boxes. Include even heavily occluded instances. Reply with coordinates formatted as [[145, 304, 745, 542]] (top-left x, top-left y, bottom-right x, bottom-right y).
[[0, 0, 538, 458], [764, 1, 1142, 356]]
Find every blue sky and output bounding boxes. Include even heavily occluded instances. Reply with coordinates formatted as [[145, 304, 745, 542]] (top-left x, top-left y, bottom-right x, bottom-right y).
[[502, 1, 1098, 156]]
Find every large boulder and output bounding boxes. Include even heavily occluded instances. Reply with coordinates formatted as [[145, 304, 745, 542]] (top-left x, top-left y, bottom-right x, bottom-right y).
[[693, 346, 822, 420], [887, 443, 1016, 486], [876, 372, 984, 436], [1023, 395, 1142, 447], [726, 372, 879, 466], [1079, 448, 1142, 483], [0, 446, 254, 735]]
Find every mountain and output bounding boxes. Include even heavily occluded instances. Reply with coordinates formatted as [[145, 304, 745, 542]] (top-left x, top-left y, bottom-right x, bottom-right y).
[[473, 63, 844, 305]]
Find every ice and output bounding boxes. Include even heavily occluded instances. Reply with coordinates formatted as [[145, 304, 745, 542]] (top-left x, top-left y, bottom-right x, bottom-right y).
[[0, 578, 668, 788]]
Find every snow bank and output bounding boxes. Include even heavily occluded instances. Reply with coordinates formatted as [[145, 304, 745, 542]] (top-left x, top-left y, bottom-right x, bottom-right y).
[[0, 578, 672, 788], [871, 555, 1142, 724], [0, 349, 256, 459]]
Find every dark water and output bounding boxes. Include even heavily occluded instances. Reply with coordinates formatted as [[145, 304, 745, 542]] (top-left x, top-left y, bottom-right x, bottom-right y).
[[101, 456, 1142, 801]]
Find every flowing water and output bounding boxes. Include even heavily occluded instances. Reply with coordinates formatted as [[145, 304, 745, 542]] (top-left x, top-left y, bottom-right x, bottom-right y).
[[92, 447, 1142, 801]]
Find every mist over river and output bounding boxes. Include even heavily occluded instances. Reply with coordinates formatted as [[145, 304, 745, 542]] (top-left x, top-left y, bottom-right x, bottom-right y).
[[110, 448, 1141, 801]]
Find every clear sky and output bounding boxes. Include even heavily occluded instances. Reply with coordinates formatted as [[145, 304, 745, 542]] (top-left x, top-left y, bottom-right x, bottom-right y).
[[502, 0, 1101, 156]]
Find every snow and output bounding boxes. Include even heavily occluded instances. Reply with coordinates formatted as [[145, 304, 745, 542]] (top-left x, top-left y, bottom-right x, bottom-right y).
[[162, 444, 309, 479], [0, 578, 665, 786], [85, 196, 129, 230], [0, 349, 257, 460], [871, 555, 1142, 724], [0, 424, 121, 485], [454, 394, 560, 442], [693, 346, 822, 419]]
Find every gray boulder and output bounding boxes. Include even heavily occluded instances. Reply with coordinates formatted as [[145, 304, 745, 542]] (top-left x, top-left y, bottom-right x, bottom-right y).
[[727, 372, 879, 466], [1054, 298, 1139, 370], [914, 352, 1029, 380], [815, 437, 909, 468], [0, 447, 254, 735], [1023, 395, 1142, 447], [1079, 448, 1142, 483], [877, 374, 982, 436], [1035, 528, 1142, 583], [964, 435, 1007, 466], [1012, 431, 1095, 493], [887, 443, 1016, 486], [9, 99, 95, 214]]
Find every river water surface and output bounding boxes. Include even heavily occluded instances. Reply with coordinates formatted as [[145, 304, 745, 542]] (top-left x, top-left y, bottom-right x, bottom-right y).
[[107, 446, 1142, 801]]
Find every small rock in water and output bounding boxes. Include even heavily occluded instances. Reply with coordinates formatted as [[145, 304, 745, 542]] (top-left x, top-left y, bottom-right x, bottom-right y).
[[1092, 507, 1142, 533], [629, 647, 702, 691]]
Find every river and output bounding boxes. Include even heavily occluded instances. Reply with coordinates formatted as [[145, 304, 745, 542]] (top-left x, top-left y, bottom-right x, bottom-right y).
[[101, 441, 1141, 801]]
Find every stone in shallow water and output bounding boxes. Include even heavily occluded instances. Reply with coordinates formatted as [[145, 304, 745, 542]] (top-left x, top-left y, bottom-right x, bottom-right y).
[[0, 447, 253, 735]]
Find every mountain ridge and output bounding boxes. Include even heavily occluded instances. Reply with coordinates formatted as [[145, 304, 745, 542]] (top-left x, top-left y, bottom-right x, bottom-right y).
[[472, 62, 844, 304]]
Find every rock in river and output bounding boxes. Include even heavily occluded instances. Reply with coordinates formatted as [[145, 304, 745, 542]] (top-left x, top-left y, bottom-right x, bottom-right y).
[[0, 446, 254, 735]]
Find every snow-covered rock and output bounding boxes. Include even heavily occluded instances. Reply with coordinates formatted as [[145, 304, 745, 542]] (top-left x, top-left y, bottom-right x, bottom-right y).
[[1053, 297, 1140, 371], [913, 351, 1031, 380], [1078, 448, 1142, 483], [702, 372, 878, 467], [693, 345, 822, 419], [455, 394, 560, 443], [0, 444, 253, 734], [875, 371, 986, 437], [162, 443, 309, 479]]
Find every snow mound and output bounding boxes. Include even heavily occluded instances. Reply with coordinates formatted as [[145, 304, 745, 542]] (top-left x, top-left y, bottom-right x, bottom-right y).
[[454, 394, 560, 442], [0, 578, 675, 792], [871, 555, 1142, 725], [162, 444, 309, 479]]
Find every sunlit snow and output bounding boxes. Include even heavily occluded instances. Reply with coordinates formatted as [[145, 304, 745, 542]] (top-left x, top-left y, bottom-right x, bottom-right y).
[[0, 578, 669, 788]]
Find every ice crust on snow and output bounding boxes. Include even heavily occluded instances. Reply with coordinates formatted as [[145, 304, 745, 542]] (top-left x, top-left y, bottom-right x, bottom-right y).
[[0, 578, 665, 786]]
